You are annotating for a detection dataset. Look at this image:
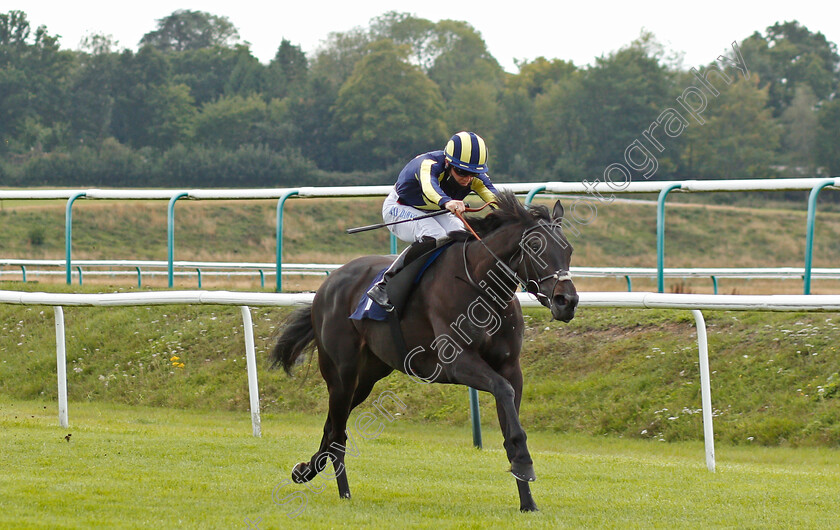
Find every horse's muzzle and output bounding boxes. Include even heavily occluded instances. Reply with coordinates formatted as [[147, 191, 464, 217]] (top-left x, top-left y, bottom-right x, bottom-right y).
[[550, 291, 578, 322]]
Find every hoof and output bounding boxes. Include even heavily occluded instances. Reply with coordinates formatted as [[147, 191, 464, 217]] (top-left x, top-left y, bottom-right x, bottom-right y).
[[340, 491, 352, 499], [510, 462, 536, 482], [520, 503, 539, 513], [291, 462, 312, 483]]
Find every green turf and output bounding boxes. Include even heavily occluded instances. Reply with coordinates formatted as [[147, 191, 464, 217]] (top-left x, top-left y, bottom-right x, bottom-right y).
[[1, 399, 838, 529]]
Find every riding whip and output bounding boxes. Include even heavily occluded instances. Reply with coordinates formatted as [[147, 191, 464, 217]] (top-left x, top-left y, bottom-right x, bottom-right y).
[[345, 202, 495, 234]]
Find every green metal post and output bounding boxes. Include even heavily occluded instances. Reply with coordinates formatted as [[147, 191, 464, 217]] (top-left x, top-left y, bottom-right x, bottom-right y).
[[65, 192, 87, 285], [76, 266, 83, 285], [136, 267, 142, 288], [525, 185, 547, 206], [711, 276, 718, 294], [390, 232, 397, 255], [196, 268, 202, 288], [275, 190, 299, 292], [167, 192, 189, 288], [468, 387, 482, 449], [804, 179, 836, 294], [657, 183, 682, 293], [20, 265, 26, 283], [625, 275, 632, 292], [259, 270, 265, 289]]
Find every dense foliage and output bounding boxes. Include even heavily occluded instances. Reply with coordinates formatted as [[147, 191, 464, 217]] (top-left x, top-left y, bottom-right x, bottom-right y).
[[1, 10, 838, 187]]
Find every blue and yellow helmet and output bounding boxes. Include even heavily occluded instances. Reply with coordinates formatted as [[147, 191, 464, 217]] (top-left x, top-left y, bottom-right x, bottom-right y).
[[444, 131, 489, 174]]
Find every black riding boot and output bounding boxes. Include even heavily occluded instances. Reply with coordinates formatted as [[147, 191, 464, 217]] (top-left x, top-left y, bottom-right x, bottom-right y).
[[366, 236, 442, 311]]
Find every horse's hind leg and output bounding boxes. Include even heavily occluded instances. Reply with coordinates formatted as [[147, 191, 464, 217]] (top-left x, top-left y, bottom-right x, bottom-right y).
[[327, 353, 393, 499], [292, 342, 392, 500], [290, 348, 353, 490]]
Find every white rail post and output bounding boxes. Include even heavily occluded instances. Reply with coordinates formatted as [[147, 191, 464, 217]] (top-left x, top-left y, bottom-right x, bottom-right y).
[[692, 309, 715, 472], [54, 306, 69, 428], [240, 306, 261, 437]]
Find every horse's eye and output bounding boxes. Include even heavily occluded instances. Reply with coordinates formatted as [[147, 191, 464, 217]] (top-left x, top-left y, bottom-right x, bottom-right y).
[[529, 241, 540, 250]]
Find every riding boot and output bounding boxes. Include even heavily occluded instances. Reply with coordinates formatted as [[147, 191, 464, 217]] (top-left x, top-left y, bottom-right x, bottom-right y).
[[367, 236, 441, 311]]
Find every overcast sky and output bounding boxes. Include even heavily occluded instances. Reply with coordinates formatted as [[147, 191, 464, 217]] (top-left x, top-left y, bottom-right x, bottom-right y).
[[11, 1, 840, 72]]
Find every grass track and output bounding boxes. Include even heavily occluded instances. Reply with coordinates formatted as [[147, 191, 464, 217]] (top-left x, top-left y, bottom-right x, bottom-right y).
[[1, 399, 838, 528]]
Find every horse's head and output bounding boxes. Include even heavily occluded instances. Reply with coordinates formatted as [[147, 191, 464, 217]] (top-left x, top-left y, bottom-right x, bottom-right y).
[[517, 200, 578, 322], [456, 191, 579, 322]]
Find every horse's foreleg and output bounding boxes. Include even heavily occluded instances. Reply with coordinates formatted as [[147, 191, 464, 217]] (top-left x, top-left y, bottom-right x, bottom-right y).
[[497, 361, 538, 512], [445, 356, 537, 511]]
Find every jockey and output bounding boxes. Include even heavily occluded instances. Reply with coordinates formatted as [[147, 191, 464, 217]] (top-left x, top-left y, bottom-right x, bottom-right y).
[[367, 131, 499, 311]]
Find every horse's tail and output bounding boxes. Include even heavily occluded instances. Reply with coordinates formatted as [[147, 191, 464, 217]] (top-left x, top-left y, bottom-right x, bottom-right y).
[[270, 305, 315, 375]]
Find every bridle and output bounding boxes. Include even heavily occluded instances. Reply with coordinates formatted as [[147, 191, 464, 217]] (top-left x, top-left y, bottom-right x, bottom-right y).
[[456, 213, 572, 308]]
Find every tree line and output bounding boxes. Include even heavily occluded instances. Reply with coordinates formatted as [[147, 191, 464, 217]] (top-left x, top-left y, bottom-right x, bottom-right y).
[[1, 9, 838, 188]]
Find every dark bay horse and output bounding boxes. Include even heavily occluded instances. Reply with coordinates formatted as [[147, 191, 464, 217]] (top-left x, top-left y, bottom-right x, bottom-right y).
[[270, 191, 578, 511]]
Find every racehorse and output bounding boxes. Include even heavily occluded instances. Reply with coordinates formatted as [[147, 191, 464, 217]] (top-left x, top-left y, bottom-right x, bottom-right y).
[[270, 190, 578, 512]]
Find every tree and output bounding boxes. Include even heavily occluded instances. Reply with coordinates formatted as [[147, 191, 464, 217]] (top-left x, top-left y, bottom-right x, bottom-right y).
[[426, 19, 505, 100], [445, 80, 500, 149], [680, 75, 780, 179], [309, 27, 371, 92], [780, 85, 818, 174], [169, 45, 264, 105], [69, 34, 120, 144], [332, 40, 447, 170], [109, 46, 171, 147], [369, 11, 437, 70], [740, 21, 839, 115], [0, 10, 74, 153], [509, 56, 576, 98], [194, 94, 266, 148], [815, 99, 840, 175], [146, 83, 196, 148], [265, 39, 308, 100], [533, 74, 591, 179], [576, 34, 677, 175], [139, 9, 239, 52]]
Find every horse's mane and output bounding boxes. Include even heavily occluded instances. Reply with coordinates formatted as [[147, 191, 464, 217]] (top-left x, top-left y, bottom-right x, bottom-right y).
[[449, 190, 551, 241]]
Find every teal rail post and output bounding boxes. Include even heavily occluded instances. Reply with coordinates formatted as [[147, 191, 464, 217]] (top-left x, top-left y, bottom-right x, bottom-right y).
[[711, 276, 718, 294], [625, 275, 632, 292], [525, 185, 547, 206], [196, 268, 202, 288], [275, 190, 299, 292], [804, 179, 836, 294], [167, 192, 189, 288], [390, 232, 397, 255], [76, 266, 83, 285], [65, 192, 87, 285], [135, 267, 142, 288], [20, 265, 26, 283], [258, 270, 265, 289], [656, 183, 682, 293], [469, 387, 482, 449]]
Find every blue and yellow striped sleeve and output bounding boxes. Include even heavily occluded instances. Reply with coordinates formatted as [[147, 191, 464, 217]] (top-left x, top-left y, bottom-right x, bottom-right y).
[[417, 159, 450, 207], [471, 174, 498, 204]]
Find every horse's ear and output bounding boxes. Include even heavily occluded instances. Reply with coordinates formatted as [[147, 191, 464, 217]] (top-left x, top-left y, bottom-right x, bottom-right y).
[[552, 200, 564, 221]]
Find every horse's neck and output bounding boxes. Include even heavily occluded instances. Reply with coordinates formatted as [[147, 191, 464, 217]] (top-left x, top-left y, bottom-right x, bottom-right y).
[[466, 226, 522, 294]]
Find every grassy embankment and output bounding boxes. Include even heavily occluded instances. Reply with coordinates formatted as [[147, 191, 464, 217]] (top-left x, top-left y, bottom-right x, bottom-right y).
[[0, 280, 838, 447]]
